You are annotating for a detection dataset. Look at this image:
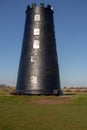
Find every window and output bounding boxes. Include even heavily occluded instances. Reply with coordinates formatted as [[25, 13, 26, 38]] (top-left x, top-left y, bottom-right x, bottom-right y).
[[31, 76, 37, 83], [30, 56, 35, 62], [33, 40, 40, 49], [34, 28, 40, 35], [34, 14, 40, 21]]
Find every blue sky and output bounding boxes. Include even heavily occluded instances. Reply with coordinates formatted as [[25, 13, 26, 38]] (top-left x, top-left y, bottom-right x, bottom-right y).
[[0, 0, 87, 87]]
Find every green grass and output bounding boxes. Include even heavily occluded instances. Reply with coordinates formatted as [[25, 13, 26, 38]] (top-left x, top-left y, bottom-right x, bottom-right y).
[[0, 91, 87, 130]]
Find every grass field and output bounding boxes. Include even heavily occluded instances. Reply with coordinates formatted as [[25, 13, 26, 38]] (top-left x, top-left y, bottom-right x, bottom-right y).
[[0, 87, 87, 130]]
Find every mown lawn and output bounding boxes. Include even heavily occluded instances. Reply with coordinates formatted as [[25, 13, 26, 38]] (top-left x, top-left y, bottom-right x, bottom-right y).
[[0, 91, 87, 130]]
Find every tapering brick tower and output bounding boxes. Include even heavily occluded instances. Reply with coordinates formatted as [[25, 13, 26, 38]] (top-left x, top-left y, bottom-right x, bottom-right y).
[[16, 3, 63, 95]]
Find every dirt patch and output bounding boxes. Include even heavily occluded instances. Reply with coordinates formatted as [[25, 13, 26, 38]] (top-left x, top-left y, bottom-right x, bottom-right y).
[[31, 96, 71, 104]]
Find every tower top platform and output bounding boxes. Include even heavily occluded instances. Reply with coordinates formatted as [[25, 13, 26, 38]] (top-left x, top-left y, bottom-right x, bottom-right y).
[[26, 3, 54, 12]]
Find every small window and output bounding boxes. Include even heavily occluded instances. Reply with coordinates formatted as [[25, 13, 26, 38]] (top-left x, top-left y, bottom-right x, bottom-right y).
[[30, 56, 35, 62], [33, 40, 40, 49], [31, 76, 37, 83], [34, 14, 40, 21], [34, 28, 40, 35]]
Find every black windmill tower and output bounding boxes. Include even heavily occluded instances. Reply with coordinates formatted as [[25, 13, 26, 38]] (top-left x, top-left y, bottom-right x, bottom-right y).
[[16, 3, 63, 95]]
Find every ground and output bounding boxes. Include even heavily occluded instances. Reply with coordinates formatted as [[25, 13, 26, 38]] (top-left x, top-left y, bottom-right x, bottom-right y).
[[0, 86, 87, 130]]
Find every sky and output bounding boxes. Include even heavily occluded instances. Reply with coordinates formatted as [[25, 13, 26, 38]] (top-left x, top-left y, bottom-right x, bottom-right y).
[[0, 0, 87, 87]]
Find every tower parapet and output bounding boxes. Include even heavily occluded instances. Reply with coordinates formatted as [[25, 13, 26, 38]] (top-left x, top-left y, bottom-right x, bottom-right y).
[[26, 3, 54, 12]]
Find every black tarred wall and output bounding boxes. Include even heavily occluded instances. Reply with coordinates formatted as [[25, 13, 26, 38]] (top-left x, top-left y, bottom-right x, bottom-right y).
[[16, 3, 62, 95]]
